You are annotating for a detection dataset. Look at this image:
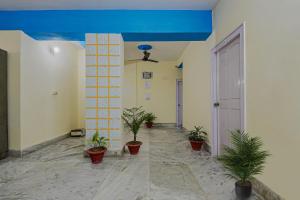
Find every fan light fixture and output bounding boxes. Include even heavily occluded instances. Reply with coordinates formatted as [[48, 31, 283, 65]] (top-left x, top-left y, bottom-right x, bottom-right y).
[[128, 44, 159, 63], [137, 44, 152, 51]]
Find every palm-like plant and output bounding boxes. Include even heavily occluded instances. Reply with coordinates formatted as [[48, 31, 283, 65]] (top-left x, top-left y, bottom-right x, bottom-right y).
[[90, 131, 108, 150], [144, 112, 157, 123], [219, 130, 270, 183], [122, 107, 146, 142], [87, 131, 108, 164], [188, 126, 208, 141]]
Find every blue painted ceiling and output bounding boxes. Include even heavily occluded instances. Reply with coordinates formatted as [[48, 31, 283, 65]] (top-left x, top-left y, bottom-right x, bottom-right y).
[[0, 10, 212, 41]]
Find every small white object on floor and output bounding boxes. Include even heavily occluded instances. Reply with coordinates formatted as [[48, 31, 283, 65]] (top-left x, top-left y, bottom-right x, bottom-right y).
[[70, 129, 85, 137]]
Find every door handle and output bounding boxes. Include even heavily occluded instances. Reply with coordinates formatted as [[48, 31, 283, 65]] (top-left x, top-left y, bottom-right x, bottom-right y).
[[214, 102, 220, 107]]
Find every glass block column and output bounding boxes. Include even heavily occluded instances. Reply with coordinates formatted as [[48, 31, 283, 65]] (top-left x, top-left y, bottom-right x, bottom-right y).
[[85, 33, 124, 152]]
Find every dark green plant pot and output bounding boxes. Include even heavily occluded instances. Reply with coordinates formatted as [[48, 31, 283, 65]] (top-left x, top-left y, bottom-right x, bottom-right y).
[[235, 181, 252, 199]]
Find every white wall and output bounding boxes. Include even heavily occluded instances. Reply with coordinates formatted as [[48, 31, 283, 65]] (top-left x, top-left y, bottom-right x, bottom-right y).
[[0, 31, 84, 151], [19, 34, 84, 150], [0, 31, 21, 151], [123, 61, 182, 123]]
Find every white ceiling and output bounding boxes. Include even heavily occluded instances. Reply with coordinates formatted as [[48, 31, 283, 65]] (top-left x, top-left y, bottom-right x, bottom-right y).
[[125, 42, 189, 62], [0, 0, 218, 10]]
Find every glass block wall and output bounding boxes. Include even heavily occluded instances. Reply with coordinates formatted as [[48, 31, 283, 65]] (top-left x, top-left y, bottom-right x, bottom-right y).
[[85, 33, 124, 151]]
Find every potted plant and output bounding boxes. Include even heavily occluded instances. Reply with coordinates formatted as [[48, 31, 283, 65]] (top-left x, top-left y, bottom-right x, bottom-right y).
[[144, 112, 157, 128], [86, 131, 108, 164], [122, 107, 146, 155], [188, 126, 208, 151], [219, 130, 270, 199]]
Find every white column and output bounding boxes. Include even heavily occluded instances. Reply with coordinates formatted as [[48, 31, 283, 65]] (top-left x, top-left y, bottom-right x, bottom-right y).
[[85, 33, 124, 153]]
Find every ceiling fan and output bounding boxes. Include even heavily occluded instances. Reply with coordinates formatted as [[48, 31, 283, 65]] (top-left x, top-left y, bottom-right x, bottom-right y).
[[128, 44, 159, 63]]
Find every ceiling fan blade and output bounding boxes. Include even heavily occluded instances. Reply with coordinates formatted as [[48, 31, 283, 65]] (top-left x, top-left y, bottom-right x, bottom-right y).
[[147, 59, 159, 63], [127, 59, 143, 62]]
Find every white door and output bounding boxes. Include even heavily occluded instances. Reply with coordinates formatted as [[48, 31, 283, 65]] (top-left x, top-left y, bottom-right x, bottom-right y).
[[176, 80, 183, 127], [216, 36, 243, 154]]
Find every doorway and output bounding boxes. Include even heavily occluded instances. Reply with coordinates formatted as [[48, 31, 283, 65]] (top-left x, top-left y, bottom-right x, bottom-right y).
[[211, 24, 245, 156], [176, 79, 183, 128]]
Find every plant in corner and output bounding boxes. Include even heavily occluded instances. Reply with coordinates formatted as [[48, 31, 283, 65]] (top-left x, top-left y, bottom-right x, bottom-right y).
[[144, 112, 157, 128], [219, 130, 270, 199], [122, 107, 146, 155], [86, 131, 108, 164], [188, 126, 208, 151]]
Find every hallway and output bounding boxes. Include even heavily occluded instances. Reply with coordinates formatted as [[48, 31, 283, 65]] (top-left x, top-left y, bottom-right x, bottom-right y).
[[0, 128, 261, 200]]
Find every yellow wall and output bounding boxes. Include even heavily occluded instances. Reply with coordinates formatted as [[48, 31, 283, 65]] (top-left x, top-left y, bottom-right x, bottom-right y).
[[178, 38, 214, 139], [123, 61, 182, 123], [19, 33, 83, 150], [213, 1, 298, 198], [0, 31, 21, 150]]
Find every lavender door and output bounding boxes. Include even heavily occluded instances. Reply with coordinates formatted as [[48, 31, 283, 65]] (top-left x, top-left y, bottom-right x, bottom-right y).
[[176, 80, 183, 127], [216, 37, 243, 154]]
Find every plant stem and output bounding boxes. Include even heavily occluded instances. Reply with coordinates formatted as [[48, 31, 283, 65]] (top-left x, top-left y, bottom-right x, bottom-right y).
[[134, 134, 137, 142]]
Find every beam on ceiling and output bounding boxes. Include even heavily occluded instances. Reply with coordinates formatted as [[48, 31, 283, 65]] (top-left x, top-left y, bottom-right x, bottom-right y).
[[0, 10, 212, 41]]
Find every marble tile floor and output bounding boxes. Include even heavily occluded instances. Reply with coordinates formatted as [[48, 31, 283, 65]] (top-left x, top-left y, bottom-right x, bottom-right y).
[[0, 128, 263, 200]]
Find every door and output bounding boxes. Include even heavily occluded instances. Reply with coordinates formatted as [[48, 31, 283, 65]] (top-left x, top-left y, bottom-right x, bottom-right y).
[[0, 49, 8, 159], [176, 80, 183, 127], [215, 36, 244, 155]]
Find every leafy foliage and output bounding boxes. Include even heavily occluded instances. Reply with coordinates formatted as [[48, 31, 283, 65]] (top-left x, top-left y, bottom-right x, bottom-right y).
[[219, 130, 270, 183], [122, 107, 146, 142], [188, 126, 208, 141], [144, 112, 157, 123], [90, 131, 108, 149]]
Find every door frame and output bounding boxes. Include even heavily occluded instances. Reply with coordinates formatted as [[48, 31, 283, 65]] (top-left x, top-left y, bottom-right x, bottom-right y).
[[211, 23, 246, 156], [176, 79, 183, 127]]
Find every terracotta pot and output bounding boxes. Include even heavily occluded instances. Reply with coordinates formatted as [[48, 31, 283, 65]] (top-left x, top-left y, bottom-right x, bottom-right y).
[[145, 122, 153, 128], [87, 147, 107, 164], [127, 141, 143, 155], [235, 181, 252, 199], [189, 140, 204, 151]]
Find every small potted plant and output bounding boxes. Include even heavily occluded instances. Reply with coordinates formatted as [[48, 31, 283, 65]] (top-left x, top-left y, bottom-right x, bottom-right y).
[[144, 112, 157, 128], [188, 126, 208, 151], [86, 131, 108, 164], [219, 130, 270, 199], [122, 107, 145, 155]]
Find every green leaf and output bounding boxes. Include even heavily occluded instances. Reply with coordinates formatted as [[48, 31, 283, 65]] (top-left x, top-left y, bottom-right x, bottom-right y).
[[188, 126, 208, 141], [218, 130, 270, 182], [89, 131, 108, 148], [122, 107, 146, 141]]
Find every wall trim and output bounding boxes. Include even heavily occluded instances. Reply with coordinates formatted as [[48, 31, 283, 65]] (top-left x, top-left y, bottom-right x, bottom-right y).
[[9, 133, 69, 157], [154, 123, 177, 128], [252, 178, 285, 200]]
